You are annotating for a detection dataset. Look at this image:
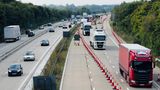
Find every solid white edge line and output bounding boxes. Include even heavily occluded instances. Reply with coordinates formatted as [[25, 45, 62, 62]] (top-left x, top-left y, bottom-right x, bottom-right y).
[[59, 38, 73, 90], [153, 81, 160, 89], [18, 34, 62, 90]]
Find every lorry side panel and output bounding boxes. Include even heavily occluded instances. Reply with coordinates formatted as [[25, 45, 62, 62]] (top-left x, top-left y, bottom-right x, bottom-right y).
[[4, 25, 21, 41], [119, 45, 129, 74]]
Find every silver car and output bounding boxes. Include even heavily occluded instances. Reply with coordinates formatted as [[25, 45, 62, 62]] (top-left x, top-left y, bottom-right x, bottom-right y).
[[24, 51, 35, 61]]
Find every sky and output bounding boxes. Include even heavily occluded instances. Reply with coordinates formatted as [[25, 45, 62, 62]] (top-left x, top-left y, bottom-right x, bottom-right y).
[[20, 0, 140, 6]]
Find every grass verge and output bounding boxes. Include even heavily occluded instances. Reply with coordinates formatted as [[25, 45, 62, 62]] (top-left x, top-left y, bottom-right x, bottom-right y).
[[41, 24, 80, 90]]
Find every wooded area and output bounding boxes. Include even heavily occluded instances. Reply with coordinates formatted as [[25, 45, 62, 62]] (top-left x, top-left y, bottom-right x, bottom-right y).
[[112, 0, 160, 56], [0, 0, 71, 41]]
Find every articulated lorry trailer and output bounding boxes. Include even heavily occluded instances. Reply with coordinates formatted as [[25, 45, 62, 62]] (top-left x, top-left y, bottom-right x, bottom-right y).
[[119, 44, 154, 87]]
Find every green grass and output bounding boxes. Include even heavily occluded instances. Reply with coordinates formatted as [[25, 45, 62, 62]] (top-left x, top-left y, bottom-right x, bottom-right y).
[[110, 21, 134, 43], [41, 24, 80, 90]]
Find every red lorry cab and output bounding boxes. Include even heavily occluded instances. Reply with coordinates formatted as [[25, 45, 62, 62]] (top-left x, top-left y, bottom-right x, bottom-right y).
[[119, 44, 154, 87]]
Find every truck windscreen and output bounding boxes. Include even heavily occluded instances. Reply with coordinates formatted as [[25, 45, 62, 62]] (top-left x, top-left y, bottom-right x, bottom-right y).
[[132, 61, 152, 70], [84, 25, 91, 30], [95, 36, 106, 41]]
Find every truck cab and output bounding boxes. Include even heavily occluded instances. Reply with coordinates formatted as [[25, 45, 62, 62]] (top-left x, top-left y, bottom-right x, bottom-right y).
[[82, 22, 92, 36], [90, 29, 106, 49], [119, 44, 154, 87]]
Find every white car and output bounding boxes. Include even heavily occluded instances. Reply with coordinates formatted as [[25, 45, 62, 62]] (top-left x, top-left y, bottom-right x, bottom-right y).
[[24, 51, 35, 61]]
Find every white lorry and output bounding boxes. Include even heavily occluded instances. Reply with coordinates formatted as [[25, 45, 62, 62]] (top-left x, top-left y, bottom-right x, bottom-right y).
[[82, 22, 92, 36], [4, 25, 21, 42], [90, 29, 106, 49]]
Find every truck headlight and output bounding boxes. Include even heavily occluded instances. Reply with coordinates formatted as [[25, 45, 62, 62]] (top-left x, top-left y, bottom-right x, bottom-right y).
[[131, 80, 136, 83], [149, 81, 153, 84]]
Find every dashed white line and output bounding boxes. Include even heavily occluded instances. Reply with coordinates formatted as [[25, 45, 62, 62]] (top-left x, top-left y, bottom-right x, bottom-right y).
[[90, 78, 93, 82], [116, 71, 119, 74], [121, 79, 124, 82], [112, 66, 115, 69], [89, 71, 92, 74], [126, 87, 130, 90], [92, 87, 96, 90]]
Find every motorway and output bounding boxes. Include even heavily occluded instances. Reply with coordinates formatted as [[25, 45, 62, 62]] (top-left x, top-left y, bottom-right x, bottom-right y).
[[0, 22, 68, 90], [61, 15, 160, 90]]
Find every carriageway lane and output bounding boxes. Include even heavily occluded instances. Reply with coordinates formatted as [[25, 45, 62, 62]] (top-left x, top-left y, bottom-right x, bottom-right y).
[[61, 38, 113, 90], [83, 15, 158, 90], [0, 25, 63, 90]]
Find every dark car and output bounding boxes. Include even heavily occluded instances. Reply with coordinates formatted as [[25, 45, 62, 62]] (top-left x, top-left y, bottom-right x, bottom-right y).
[[28, 31, 35, 37], [48, 28, 55, 32], [25, 29, 31, 34], [8, 64, 23, 76], [41, 40, 49, 46], [47, 23, 52, 26]]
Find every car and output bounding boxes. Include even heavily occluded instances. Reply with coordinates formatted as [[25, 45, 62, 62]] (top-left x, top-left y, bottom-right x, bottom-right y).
[[58, 24, 63, 28], [24, 51, 35, 61], [39, 26, 44, 29], [28, 31, 35, 37], [47, 23, 52, 26], [41, 40, 49, 46], [48, 28, 55, 32], [8, 64, 23, 76], [25, 29, 31, 34], [62, 26, 68, 29]]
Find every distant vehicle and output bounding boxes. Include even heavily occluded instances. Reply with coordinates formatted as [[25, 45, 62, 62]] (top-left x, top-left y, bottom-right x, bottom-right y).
[[47, 23, 52, 26], [62, 26, 68, 29], [24, 51, 35, 61], [58, 24, 63, 28], [90, 29, 106, 49], [4, 25, 21, 42], [28, 31, 35, 37], [25, 29, 31, 34], [48, 28, 55, 32], [41, 40, 49, 46], [119, 44, 154, 87], [83, 22, 92, 36], [8, 64, 23, 76], [39, 26, 44, 29]]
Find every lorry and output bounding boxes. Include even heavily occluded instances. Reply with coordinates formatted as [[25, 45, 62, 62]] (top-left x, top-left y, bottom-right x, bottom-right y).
[[90, 29, 106, 49], [4, 25, 21, 42], [119, 44, 154, 87], [82, 22, 92, 36]]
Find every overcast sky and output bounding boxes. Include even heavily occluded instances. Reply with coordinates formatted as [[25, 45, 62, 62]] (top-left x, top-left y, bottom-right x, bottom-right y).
[[20, 0, 140, 6]]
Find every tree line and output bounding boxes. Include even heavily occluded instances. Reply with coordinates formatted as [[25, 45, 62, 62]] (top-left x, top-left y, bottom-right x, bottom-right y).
[[0, 0, 72, 41], [111, 0, 160, 56]]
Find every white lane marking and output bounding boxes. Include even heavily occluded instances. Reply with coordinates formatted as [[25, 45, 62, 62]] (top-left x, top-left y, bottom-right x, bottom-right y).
[[89, 71, 92, 74], [112, 66, 115, 69], [93, 87, 96, 90], [19, 35, 62, 90], [90, 78, 93, 82], [153, 81, 160, 89], [127, 87, 129, 90], [116, 71, 119, 74], [121, 79, 124, 82]]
